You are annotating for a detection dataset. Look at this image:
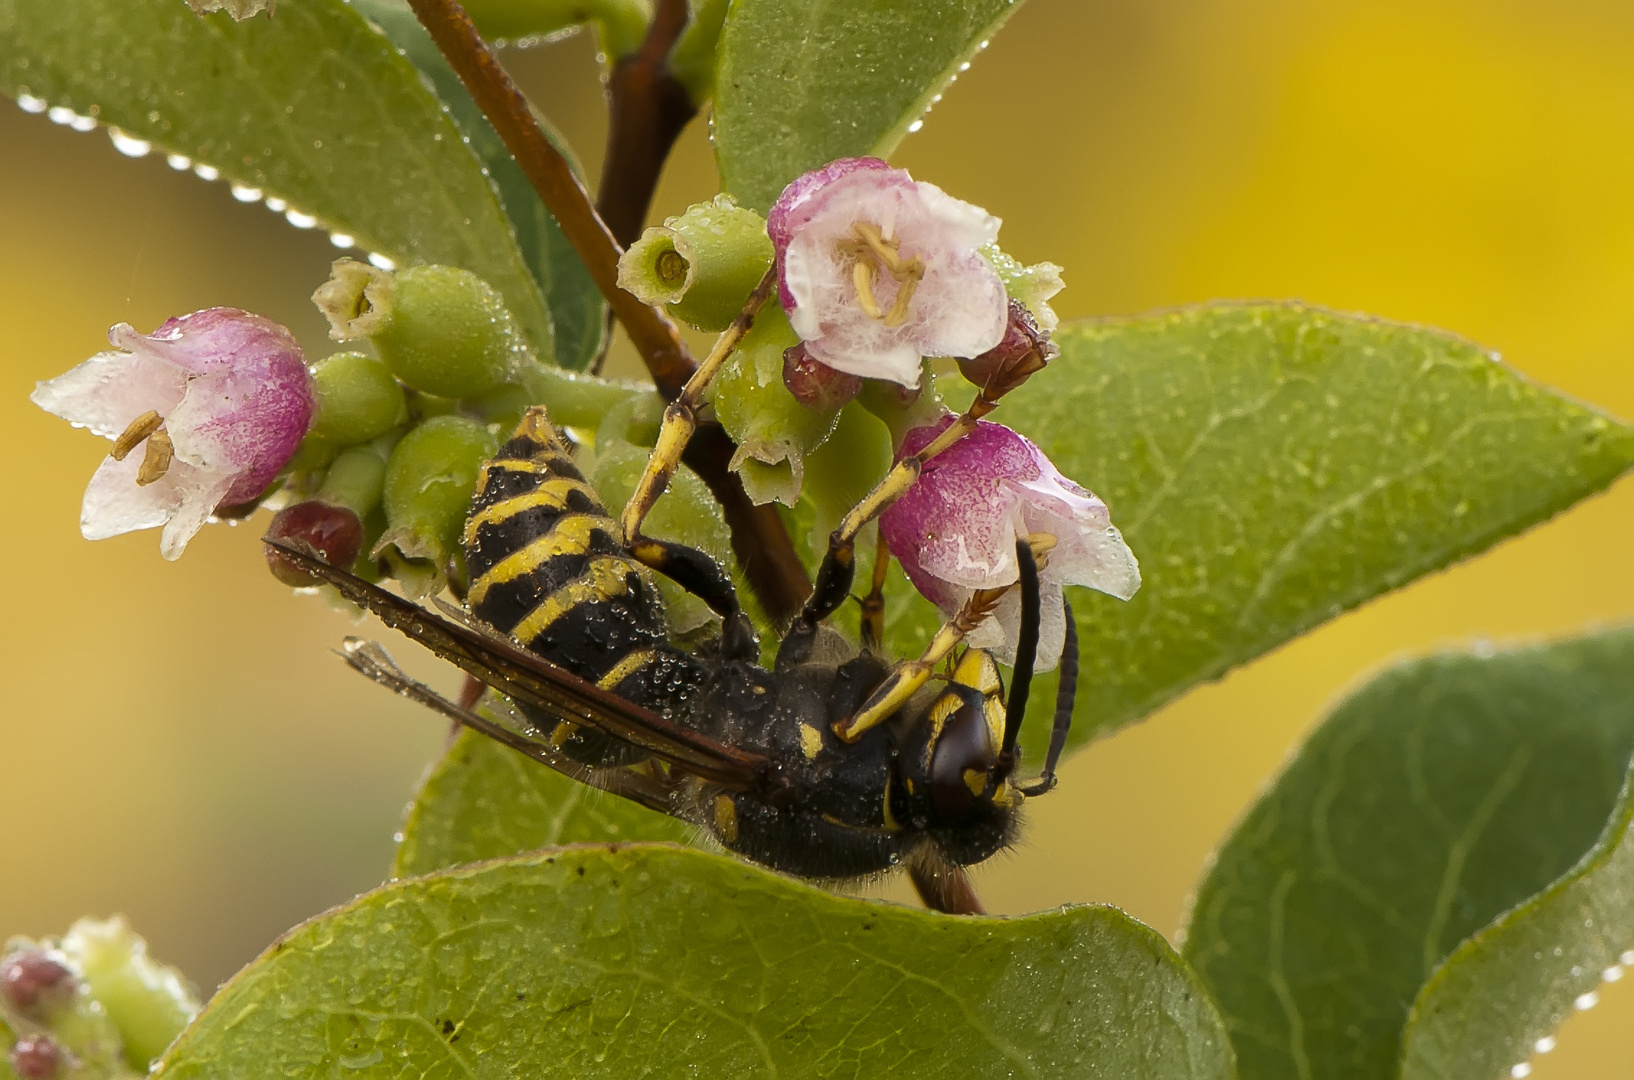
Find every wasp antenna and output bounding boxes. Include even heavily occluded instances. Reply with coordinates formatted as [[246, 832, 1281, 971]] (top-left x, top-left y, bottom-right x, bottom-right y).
[[1017, 599, 1076, 798], [993, 538, 1041, 783]]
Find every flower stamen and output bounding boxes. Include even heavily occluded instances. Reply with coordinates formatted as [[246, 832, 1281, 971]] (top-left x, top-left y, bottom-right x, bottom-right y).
[[852, 260, 885, 320], [110, 410, 165, 461], [136, 427, 175, 486], [882, 259, 924, 327]]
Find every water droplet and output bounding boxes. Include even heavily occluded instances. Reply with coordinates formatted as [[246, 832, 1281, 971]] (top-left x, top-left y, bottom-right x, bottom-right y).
[[108, 128, 151, 157], [329, 232, 355, 249], [71, 114, 97, 132], [1510, 1065, 1531, 1079], [230, 183, 263, 203], [338, 1049, 383, 1069], [979, 39, 990, 49], [285, 209, 318, 229], [47, 105, 76, 125], [391, 831, 405, 843], [959, 61, 972, 72], [17, 93, 47, 114], [1535, 1036, 1556, 1054], [1472, 638, 1496, 658], [1574, 990, 1599, 1011], [166, 153, 191, 170], [193, 163, 221, 181], [264, 196, 288, 212], [1622, 949, 1634, 966], [368, 252, 397, 271], [931, 93, 943, 103], [1605, 965, 1625, 983], [907, 119, 924, 134]]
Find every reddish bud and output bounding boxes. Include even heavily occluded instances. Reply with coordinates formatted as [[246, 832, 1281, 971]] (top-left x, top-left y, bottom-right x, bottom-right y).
[[956, 299, 1056, 401], [782, 344, 863, 411], [1, 951, 74, 1017], [264, 501, 364, 586], [8, 1034, 63, 1079]]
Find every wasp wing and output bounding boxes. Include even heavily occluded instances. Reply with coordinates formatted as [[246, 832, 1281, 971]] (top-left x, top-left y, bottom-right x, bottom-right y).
[[266, 539, 770, 790]]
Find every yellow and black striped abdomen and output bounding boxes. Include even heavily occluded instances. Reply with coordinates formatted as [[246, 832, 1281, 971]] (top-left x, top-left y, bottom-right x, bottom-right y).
[[463, 411, 668, 685]]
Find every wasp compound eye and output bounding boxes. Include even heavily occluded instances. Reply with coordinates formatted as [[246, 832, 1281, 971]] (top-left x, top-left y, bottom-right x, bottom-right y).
[[928, 696, 997, 824]]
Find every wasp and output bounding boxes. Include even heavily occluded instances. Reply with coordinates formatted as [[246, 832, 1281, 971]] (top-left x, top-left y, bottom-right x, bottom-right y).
[[270, 294, 1076, 908]]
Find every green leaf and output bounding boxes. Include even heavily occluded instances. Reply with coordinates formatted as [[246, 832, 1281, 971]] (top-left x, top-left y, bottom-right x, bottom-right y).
[[713, 0, 1027, 211], [159, 844, 1235, 1079], [1181, 628, 1634, 1080], [0, 0, 553, 353], [393, 730, 690, 877], [1401, 721, 1634, 1076], [354, 0, 607, 369], [993, 303, 1634, 751]]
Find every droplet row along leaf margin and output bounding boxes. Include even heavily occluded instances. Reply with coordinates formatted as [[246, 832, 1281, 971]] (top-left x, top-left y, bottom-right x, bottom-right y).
[[713, 0, 1028, 212], [0, 0, 556, 356], [1183, 627, 1634, 1080], [941, 303, 1634, 756], [155, 845, 1236, 1080]]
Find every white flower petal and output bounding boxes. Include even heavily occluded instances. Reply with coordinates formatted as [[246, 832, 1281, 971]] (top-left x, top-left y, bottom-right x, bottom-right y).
[[31, 351, 189, 439], [80, 452, 184, 540], [159, 467, 238, 560]]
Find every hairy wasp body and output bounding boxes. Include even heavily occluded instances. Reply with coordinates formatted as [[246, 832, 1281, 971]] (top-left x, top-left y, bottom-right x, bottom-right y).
[[454, 414, 1021, 879]]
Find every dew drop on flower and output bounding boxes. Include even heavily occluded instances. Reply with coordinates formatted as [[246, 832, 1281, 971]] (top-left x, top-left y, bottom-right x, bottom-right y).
[[108, 128, 150, 157], [193, 162, 220, 181], [285, 209, 318, 229], [166, 153, 191, 170], [230, 183, 263, 202], [16, 93, 46, 114]]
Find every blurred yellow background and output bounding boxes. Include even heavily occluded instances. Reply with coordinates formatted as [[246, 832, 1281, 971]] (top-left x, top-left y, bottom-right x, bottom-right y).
[[3, 0, 1632, 1073]]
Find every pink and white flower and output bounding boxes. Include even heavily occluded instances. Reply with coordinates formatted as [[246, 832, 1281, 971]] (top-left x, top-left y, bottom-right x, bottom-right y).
[[879, 417, 1140, 669], [32, 308, 313, 560], [767, 157, 1009, 388]]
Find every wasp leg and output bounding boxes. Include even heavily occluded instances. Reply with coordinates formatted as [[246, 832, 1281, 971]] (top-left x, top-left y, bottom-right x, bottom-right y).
[[1017, 599, 1077, 797], [339, 637, 682, 817], [832, 536, 1050, 743], [626, 535, 758, 661], [857, 530, 891, 653], [618, 267, 776, 546]]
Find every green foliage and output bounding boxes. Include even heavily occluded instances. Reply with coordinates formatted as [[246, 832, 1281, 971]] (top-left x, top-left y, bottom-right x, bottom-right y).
[[977, 304, 1634, 752], [394, 731, 690, 877], [159, 845, 1234, 1079], [1183, 628, 1634, 1080], [714, 0, 1028, 211], [353, 0, 608, 369], [0, 0, 554, 353]]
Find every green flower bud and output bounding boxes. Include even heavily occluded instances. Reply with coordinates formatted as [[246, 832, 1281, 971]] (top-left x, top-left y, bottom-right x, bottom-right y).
[[980, 241, 1065, 331], [617, 195, 774, 332], [312, 260, 524, 398], [378, 416, 499, 592], [307, 352, 406, 446], [317, 444, 389, 517], [58, 918, 198, 1071], [711, 305, 841, 506]]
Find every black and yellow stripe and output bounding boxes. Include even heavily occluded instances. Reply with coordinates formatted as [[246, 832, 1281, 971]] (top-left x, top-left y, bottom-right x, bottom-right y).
[[464, 411, 669, 690]]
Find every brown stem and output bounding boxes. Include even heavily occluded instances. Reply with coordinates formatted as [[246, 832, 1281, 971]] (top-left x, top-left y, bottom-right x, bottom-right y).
[[404, 0, 694, 397], [596, 0, 698, 248], [406, 0, 812, 623], [908, 860, 987, 916]]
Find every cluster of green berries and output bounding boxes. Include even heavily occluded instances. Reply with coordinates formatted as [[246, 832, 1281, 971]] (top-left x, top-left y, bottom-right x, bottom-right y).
[[1, 919, 198, 1079]]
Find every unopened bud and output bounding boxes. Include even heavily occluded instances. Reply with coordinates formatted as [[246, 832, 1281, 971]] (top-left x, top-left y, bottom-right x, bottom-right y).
[[782, 343, 862, 412], [956, 299, 1056, 402], [264, 502, 365, 587], [1, 951, 74, 1017], [308, 352, 406, 446], [8, 1033, 62, 1079], [980, 242, 1065, 331], [617, 195, 774, 332], [59, 916, 200, 1071], [313, 261, 523, 399], [378, 416, 498, 581]]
